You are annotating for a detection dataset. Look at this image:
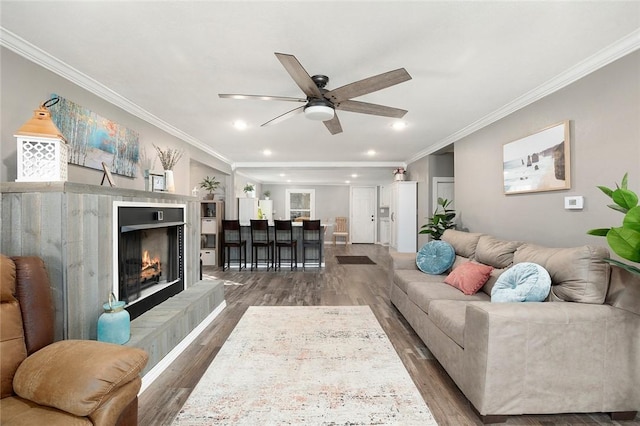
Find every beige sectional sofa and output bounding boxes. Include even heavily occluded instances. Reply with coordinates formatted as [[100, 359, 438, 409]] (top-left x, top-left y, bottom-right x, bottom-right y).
[[390, 229, 640, 423]]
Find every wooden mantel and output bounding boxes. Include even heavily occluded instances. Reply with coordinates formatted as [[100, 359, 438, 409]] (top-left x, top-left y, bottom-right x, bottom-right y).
[[0, 182, 201, 340]]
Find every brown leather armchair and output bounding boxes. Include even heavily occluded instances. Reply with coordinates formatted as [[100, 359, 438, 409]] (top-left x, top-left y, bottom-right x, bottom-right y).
[[0, 255, 148, 425]]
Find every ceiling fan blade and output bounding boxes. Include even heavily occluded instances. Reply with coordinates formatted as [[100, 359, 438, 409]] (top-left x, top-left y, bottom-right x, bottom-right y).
[[323, 113, 343, 135], [219, 93, 306, 102], [261, 105, 305, 127], [275, 53, 323, 98], [335, 99, 407, 118], [325, 68, 412, 103]]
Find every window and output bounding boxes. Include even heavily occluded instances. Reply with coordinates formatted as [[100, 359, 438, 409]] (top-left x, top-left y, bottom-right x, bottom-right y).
[[285, 189, 315, 221]]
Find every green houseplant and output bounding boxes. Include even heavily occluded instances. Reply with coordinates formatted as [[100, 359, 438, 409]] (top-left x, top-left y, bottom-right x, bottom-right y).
[[587, 172, 640, 276], [199, 176, 220, 200], [243, 183, 255, 197], [263, 190, 271, 200], [419, 197, 456, 240]]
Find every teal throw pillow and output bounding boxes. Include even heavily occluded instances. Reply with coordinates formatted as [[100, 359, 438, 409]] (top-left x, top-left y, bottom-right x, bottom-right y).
[[416, 241, 455, 275], [491, 262, 551, 302]]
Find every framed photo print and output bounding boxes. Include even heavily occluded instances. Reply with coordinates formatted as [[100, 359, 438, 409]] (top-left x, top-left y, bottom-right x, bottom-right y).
[[149, 171, 165, 192], [503, 121, 570, 195]]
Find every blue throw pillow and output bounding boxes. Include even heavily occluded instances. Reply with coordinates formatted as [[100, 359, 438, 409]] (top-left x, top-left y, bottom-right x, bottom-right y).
[[416, 241, 455, 275], [491, 262, 551, 302]]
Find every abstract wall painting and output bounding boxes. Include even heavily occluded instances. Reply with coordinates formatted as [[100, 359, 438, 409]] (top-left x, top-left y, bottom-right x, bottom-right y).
[[503, 121, 571, 195], [49, 94, 139, 177]]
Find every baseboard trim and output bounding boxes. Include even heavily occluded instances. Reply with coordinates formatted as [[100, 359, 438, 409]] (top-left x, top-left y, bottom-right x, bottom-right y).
[[138, 300, 227, 394]]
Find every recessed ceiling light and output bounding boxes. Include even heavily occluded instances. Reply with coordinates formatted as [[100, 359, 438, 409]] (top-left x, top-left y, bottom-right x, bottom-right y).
[[279, 173, 285, 177], [233, 120, 247, 130], [391, 121, 407, 130], [351, 174, 358, 178], [345, 180, 351, 184], [263, 149, 272, 156], [367, 150, 376, 156]]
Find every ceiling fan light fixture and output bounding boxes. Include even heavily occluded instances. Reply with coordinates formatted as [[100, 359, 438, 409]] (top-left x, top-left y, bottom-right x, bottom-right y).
[[304, 104, 334, 121]]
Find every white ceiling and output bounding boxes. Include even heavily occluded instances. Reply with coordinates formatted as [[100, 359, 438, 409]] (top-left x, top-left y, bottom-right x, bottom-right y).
[[1, 1, 639, 185]]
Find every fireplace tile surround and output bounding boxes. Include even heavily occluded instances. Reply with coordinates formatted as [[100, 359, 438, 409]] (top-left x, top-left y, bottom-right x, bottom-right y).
[[0, 182, 202, 340]]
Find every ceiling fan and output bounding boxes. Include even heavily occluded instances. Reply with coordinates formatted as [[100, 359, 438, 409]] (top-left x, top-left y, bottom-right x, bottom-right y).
[[219, 53, 412, 135]]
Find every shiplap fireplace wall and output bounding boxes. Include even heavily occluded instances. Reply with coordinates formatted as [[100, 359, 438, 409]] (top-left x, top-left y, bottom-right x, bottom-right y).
[[0, 182, 200, 340]]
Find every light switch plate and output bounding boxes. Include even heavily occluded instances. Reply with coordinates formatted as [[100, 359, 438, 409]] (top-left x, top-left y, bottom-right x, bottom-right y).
[[564, 196, 584, 210]]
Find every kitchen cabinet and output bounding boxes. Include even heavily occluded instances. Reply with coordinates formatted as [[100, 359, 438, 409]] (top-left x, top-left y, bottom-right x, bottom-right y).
[[379, 185, 390, 207], [379, 218, 390, 245], [389, 181, 417, 253]]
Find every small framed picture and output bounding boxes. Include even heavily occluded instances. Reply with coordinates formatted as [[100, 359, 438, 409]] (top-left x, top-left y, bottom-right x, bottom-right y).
[[101, 162, 116, 187], [149, 171, 165, 192]]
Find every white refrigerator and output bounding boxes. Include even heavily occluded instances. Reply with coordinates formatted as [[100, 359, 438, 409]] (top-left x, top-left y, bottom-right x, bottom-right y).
[[238, 198, 273, 225]]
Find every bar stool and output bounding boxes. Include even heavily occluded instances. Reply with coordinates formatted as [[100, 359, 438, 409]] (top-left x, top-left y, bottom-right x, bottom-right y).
[[274, 220, 297, 270], [250, 219, 274, 271], [302, 219, 322, 268], [221, 220, 246, 271]]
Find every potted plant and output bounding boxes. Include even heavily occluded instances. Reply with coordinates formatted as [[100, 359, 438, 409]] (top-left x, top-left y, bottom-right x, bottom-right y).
[[393, 167, 407, 181], [243, 183, 255, 198], [152, 144, 184, 193], [263, 190, 271, 200], [199, 176, 220, 200], [419, 197, 456, 240], [587, 172, 640, 276]]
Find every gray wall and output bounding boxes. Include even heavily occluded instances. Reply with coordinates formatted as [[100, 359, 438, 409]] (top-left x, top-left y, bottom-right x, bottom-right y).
[[452, 51, 640, 248], [1, 47, 231, 194], [262, 184, 350, 224]]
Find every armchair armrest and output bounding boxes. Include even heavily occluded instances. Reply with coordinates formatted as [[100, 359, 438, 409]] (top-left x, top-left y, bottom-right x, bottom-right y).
[[13, 340, 148, 421], [462, 302, 640, 415]]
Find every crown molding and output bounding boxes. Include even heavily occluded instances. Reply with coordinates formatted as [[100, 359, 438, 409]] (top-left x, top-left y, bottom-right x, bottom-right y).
[[407, 28, 640, 164], [0, 27, 232, 165], [233, 161, 406, 169]]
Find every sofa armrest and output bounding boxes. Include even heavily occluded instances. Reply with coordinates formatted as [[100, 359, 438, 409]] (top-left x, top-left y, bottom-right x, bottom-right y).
[[462, 302, 640, 415], [391, 252, 417, 270], [13, 340, 148, 420]]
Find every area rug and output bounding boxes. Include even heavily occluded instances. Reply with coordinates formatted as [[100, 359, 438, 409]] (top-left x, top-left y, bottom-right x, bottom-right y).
[[335, 255, 376, 265], [173, 306, 437, 425]]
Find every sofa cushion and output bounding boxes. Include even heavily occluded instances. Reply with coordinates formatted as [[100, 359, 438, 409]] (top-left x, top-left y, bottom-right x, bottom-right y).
[[416, 240, 455, 274], [480, 267, 508, 296], [444, 262, 494, 295], [514, 244, 610, 304], [407, 281, 490, 315], [0, 396, 91, 425], [429, 300, 468, 348], [13, 340, 148, 417], [441, 229, 484, 259], [491, 262, 552, 302], [475, 235, 521, 268], [394, 269, 445, 293]]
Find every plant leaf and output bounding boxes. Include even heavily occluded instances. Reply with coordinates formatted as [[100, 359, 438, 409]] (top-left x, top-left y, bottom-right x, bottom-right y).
[[597, 185, 614, 198], [623, 206, 640, 233], [608, 204, 628, 214], [612, 188, 638, 210], [603, 258, 640, 276], [587, 228, 610, 236], [621, 172, 628, 190], [607, 227, 640, 263]]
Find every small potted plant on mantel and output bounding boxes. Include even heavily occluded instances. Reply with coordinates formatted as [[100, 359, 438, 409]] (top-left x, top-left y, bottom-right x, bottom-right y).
[[199, 176, 220, 200], [243, 183, 255, 198], [263, 190, 271, 200]]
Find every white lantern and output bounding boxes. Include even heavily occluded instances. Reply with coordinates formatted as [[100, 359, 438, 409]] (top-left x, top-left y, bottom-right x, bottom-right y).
[[15, 102, 68, 182]]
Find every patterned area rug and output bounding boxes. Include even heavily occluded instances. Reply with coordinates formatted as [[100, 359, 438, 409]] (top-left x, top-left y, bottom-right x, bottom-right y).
[[173, 306, 437, 425], [335, 255, 376, 265]]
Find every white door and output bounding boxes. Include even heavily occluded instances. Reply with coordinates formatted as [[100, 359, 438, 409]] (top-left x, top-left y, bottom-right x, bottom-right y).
[[351, 186, 376, 243], [432, 177, 454, 211]]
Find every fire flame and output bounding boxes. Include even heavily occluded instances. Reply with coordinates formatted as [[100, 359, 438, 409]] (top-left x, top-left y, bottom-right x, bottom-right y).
[[142, 250, 160, 271]]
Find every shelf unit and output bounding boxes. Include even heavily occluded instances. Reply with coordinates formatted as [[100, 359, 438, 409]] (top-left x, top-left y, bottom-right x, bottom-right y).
[[200, 200, 224, 266]]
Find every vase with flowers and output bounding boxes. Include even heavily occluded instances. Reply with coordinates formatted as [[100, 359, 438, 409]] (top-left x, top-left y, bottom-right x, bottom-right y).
[[153, 144, 184, 193], [393, 167, 407, 181]]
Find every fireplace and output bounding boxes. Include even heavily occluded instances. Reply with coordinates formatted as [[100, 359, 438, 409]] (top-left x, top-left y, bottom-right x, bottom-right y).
[[115, 202, 186, 320]]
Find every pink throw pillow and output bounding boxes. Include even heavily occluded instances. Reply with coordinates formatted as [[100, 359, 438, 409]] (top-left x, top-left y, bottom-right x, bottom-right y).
[[444, 262, 494, 295]]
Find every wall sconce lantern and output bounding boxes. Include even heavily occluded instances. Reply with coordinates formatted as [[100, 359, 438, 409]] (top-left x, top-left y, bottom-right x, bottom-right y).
[[15, 98, 68, 182]]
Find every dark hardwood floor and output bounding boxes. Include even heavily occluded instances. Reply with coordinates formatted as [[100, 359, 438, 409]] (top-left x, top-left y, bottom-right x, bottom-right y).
[[138, 244, 639, 426]]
